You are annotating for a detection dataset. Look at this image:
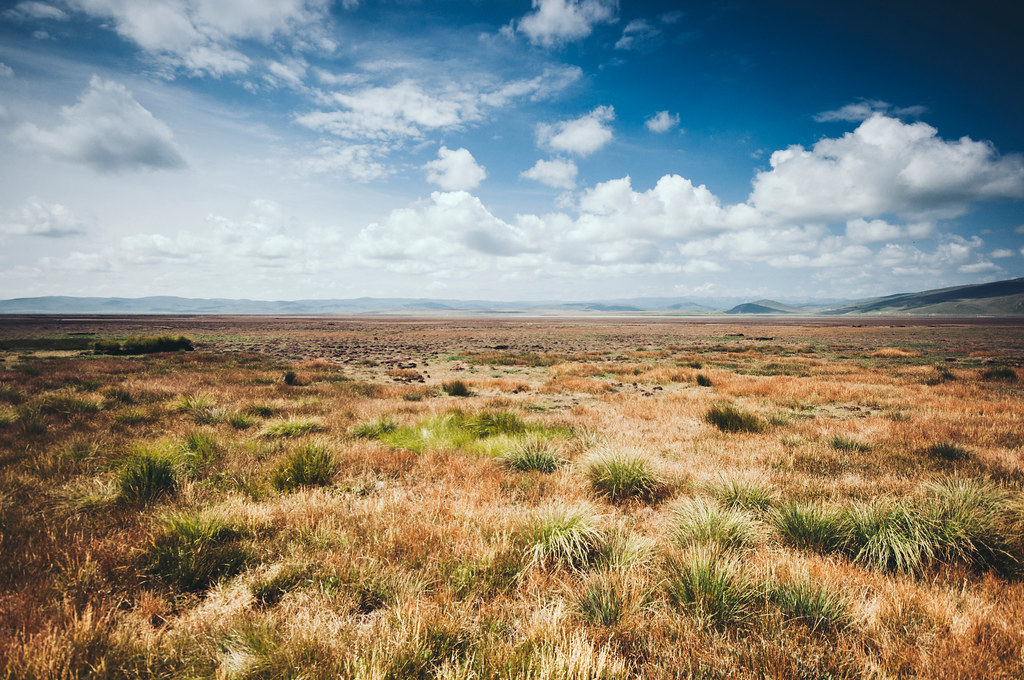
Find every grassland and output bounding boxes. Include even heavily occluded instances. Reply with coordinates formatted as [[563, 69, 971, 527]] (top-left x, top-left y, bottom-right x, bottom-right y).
[[0, 315, 1022, 679]]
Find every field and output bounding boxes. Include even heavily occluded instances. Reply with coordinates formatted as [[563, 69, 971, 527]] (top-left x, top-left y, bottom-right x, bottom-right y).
[[1, 315, 1023, 679]]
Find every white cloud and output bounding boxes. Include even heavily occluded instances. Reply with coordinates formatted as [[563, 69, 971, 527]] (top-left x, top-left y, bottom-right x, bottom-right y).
[[750, 115, 1024, 223], [265, 58, 307, 89], [298, 67, 580, 142], [12, 75, 186, 172], [990, 248, 1014, 258], [516, 0, 617, 47], [844, 218, 934, 244], [1, 198, 89, 237], [4, 2, 68, 21], [0, 63, 13, 78], [957, 261, 999, 274], [814, 100, 927, 123], [537, 105, 614, 156], [294, 142, 391, 182], [521, 158, 577, 189], [423, 146, 486, 191], [681, 259, 726, 274], [615, 19, 659, 50], [645, 110, 679, 133], [66, 0, 331, 77]]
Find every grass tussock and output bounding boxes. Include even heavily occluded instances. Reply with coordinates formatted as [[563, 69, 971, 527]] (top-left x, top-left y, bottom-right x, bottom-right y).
[[830, 434, 871, 452], [704, 476, 774, 512], [523, 504, 603, 571], [980, 366, 1018, 382], [260, 417, 324, 438], [93, 335, 193, 355], [663, 545, 756, 628], [503, 437, 566, 473], [585, 448, 665, 503], [771, 574, 849, 632], [671, 497, 763, 551], [704, 403, 766, 433], [117, 447, 177, 505], [271, 441, 338, 491], [442, 379, 472, 397], [145, 512, 249, 591]]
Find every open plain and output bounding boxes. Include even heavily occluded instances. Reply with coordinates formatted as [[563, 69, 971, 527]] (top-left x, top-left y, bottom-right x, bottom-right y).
[[1, 316, 1023, 679]]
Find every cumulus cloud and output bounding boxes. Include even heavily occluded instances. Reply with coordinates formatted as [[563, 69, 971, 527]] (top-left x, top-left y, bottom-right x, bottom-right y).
[[814, 100, 927, 122], [615, 19, 658, 50], [298, 66, 580, 141], [990, 248, 1014, 258], [4, 1, 68, 21], [424, 146, 486, 191], [12, 75, 186, 172], [645, 110, 679, 133], [1, 198, 88, 237], [66, 0, 330, 77], [750, 115, 1024, 223], [516, 0, 617, 47], [521, 158, 578, 189], [537, 106, 614, 156]]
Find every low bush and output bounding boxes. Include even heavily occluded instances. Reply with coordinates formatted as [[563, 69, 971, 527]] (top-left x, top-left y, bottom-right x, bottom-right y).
[[146, 512, 248, 591], [585, 448, 664, 503], [696, 374, 712, 387], [704, 404, 766, 433], [272, 442, 337, 491], [981, 366, 1017, 382]]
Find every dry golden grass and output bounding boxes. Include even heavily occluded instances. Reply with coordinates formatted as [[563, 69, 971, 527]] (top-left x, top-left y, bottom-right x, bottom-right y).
[[1, 316, 1022, 678]]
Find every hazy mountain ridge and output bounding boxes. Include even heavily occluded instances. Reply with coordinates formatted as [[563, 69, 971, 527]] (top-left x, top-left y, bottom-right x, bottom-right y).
[[2, 278, 1022, 316]]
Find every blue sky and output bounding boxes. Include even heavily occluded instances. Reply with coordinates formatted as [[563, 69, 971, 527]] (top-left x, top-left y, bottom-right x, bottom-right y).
[[1, 0, 1022, 302]]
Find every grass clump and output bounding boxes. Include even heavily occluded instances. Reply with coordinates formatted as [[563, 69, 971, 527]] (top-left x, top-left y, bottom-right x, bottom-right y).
[[585, 448, 664, 503], [704, 404, 766, 433], [523, 504, 603, 571], [174, 393, 224, 424], [672, 497, 762, 551], [16, 406, 47, 435], [146, 512, 248, 592], [772, 576, 849, 632], [442, 379, 471, 397], [980, 366, 1017, 382], [846, 501, 933, 573], [772, 502, 851, 555], [830, 434, 871, 452], [705, 476, 774, 512], [353, 417, 398, 439], [503, 437, 565, 473], [925, 441, 971, 462], [228, 411, 255, 429], [118, 448, 177, 505], [664, 545, 756, 628], [34, 391, 102, 420], [272, 442, 337, 491], [696, 373, 712, 387], [181, 430, 219, 478], [260, 418, 323, 438], [359, 410, 565, 456], [573, 570, 645, 627], [94, 335, 193, 355]]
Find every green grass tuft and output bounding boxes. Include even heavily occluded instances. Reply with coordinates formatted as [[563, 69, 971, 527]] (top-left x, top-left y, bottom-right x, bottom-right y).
[[34, 391, 102, 420], [94, 335, 193, 355], [181, 430, 219, 478], [830, 434, 871, 452], [772, 576, 849, 632], [672, 497, 762, 551], [772, 502, 851, 554], [585, 449, 664, 503], [272, 441, 337, 491], [925, 441, 971, 461], [522, 504, 603, 571], [664, 545, 756, 628], [704, 404, 766, 433], [146, 512, 248, 591], [260, 418, 324, 438], [846, 501, 933, 573], [353, 417, 398, 439], [118, 448, 177, 505], [502, 437, 565, 473], [704, 476, 774, 512]]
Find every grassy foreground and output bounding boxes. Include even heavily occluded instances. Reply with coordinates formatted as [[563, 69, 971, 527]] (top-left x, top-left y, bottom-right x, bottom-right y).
[[1, 318, 1023, 679]]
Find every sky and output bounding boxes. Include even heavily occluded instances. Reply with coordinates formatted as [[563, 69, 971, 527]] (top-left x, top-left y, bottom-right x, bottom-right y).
[[1, 0, 1023, 303]]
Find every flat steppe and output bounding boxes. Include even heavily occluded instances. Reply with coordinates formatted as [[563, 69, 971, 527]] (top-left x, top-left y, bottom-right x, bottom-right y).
[[1, 316, 1022, 678]]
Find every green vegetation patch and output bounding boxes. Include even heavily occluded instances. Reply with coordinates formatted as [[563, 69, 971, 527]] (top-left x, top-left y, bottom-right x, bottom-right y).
[[94, 335, 194, 355], [585, 448, 665, 503], [522, 504, 603, 571], [355, 409, 568, 456], [145, 512, 249, 592], [704, 404, 767, 433], [118, 447, 177, 505], [272, 442, 338, 491]]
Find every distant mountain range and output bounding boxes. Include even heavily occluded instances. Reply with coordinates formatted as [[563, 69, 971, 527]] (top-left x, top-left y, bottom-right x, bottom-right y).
[[2, 278, 1022, 316]]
